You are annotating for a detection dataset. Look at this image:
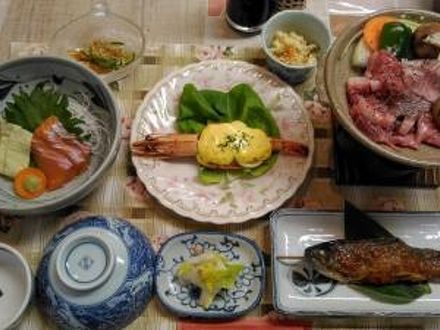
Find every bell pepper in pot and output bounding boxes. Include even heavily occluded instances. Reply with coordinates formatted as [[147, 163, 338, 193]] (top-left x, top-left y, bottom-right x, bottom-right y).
[[379, 22, 413, 59]]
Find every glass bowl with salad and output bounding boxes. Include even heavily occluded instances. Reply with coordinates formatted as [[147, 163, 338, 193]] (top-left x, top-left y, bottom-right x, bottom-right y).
[[49, 1, 144, 83]]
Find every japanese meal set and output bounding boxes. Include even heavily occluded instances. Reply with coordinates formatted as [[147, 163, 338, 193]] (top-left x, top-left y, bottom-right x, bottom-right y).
[[2, 7, 440, 330]]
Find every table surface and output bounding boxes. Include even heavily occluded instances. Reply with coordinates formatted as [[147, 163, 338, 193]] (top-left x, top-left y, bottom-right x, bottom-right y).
[[1, 0, 440, 329]]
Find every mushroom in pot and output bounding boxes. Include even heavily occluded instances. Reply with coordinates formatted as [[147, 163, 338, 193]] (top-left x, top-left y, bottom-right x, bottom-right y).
[[413, 22, 440, 59]]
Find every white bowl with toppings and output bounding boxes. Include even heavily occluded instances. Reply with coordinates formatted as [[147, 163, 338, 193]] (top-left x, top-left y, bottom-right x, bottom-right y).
[[0, 243, 33, 329], [261, 10, 331, 84]]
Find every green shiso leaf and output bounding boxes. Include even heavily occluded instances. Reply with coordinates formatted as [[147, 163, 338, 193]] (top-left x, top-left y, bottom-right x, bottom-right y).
[[351, 283, 432, 304], [344, 204, 432, 305], [4, 83, 85, 138]]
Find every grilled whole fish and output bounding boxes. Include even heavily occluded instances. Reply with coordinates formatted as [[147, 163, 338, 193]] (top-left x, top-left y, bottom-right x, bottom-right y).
[[305, 238, 440, 284]]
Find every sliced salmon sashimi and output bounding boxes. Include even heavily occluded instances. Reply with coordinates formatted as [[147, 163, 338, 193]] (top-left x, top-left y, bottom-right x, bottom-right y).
[[31, 116, 91, 190]]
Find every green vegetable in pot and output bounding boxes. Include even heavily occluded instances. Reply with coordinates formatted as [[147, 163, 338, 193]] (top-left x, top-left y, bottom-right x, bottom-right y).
[[379, 22, 413, 59]]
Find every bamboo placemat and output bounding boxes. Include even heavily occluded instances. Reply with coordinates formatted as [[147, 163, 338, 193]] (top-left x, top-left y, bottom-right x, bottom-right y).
[[4, 41, 440, 330]]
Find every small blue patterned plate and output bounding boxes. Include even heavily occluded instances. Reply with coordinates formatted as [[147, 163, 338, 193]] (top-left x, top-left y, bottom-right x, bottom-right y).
[[155, 232, 265, 318]]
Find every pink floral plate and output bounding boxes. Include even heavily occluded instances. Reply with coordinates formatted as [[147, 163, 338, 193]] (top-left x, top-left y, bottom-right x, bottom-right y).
[[130, 60, 314, 224]]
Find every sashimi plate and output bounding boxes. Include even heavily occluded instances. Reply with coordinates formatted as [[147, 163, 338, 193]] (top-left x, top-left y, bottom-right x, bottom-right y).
[[271, 209, 440, 316], [0, 56, 119, 215], [130, 60, 313, 224]]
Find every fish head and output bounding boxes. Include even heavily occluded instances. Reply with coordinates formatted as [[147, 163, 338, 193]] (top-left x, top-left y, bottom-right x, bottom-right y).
[[304, 240, 349, 282], [305, 241, 334, 266]]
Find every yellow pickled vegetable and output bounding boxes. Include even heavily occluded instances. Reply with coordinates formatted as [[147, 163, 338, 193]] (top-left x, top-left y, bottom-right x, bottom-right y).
[[176, 252, 244, 309]]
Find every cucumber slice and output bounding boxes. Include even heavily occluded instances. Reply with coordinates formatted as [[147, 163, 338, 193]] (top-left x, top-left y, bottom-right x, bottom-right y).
[[0, 120, 32, 178]]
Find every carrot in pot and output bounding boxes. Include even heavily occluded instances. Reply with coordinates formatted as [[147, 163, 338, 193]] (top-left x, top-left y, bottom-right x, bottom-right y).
[[363, 16, 398, 51], [14, 167, 47, 199]]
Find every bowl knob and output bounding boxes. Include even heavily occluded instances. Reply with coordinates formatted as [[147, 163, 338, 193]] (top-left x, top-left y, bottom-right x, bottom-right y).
[[54, 232, 116, 291], [90, 0, 110, 16]]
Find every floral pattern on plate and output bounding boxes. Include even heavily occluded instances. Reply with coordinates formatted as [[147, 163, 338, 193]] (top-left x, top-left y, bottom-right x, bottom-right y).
[[155, 232, 265, 318], [130, 60, 314, 224], [290, 259, 336, 297]]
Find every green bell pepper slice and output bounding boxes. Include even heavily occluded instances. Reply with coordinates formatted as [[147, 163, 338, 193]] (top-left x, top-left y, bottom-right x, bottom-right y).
[[379, 22, 413, 59]]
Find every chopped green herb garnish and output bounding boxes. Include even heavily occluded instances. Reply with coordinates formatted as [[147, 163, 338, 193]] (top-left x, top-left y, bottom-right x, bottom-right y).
[[217, 132, 251, 151]]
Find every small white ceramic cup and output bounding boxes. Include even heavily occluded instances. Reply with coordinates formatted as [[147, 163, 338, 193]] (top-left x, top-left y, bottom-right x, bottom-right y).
[[261, 10, 332, 85], [0, 243, 33, 330]]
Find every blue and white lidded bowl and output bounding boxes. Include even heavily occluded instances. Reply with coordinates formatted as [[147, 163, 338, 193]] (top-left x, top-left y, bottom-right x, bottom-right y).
[[36, 216, 155, 330]]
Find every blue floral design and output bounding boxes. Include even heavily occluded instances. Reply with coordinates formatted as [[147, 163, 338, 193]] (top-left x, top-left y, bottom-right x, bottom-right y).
[[181, 234, 241, 260], [290, 260, 336, 297], [156, 232, 264, 318], [36, 216, 155, 330]]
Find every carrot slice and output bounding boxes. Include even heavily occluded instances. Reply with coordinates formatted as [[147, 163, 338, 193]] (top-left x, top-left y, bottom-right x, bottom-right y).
[[14, 167, 47, 199], [363, 16, 398, 51]]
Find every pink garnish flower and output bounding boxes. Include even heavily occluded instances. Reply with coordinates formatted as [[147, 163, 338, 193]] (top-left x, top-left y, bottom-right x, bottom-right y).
[[125, 176, 149, 202], [121, 116, 132, 140], [151, 235, 170, 252], [195, 45, 234, 61], [304, 99, 331, 124]]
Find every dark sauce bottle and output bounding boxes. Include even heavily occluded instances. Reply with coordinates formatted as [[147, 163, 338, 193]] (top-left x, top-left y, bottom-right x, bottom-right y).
[[226, 0, 276, 34]]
